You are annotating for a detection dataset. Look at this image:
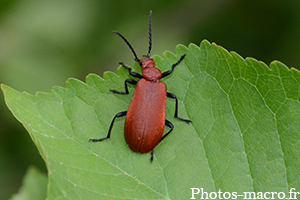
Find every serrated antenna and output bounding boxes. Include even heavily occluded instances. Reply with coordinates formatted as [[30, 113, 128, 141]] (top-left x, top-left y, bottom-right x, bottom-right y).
[[112, 31, 140, 62], [147, 10, 153, 58]]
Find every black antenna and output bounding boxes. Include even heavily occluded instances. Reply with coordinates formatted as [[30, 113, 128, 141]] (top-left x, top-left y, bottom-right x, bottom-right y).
[[113, 31, 140, 62], [147, 10, 152, 58]]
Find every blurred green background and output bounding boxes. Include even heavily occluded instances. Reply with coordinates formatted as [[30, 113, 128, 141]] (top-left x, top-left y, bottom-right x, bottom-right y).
[[1, 0, 300, 199]]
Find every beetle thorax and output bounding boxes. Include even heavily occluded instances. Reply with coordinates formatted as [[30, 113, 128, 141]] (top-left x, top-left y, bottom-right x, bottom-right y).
[[139, 57, 162, 82]]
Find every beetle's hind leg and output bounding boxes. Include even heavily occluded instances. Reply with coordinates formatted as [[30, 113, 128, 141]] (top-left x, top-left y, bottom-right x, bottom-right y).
[[150, 119, 174, 163], [89, 111, 127, 142], [150, 149, 154, 163]]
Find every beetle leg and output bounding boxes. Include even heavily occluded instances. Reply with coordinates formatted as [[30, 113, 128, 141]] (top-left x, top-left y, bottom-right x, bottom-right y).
[[89, 111, 127, 142], [150, 149, 154, 163], [110, 79, 137, 94], [160, 119, 174, 141], [167, 92, 192, 123], [161, 54, 186, 78], [119, 62, 143, 78], [150, 120, 174, 163]]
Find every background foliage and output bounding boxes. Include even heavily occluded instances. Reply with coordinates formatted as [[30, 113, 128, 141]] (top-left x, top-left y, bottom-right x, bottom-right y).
[[1, 0, 300, 199]]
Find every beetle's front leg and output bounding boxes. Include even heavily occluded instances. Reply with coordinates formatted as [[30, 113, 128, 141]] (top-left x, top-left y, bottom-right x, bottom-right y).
[[110, 62, 143, 94], [119, 62, 143, 78], [161, 54, 186, 78], [110, 79, 137, 94]]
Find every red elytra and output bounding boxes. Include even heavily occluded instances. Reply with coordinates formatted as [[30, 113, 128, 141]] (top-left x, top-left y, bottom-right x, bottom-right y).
[[89, 11, 192, 162]]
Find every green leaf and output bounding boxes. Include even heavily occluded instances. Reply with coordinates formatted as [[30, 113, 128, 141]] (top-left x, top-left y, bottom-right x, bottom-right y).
[[2, 40, 300, 199], [10, 166, 47, 200]]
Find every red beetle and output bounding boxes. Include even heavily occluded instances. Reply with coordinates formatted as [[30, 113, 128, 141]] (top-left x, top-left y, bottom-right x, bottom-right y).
[[90, 11, 192, 162]]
